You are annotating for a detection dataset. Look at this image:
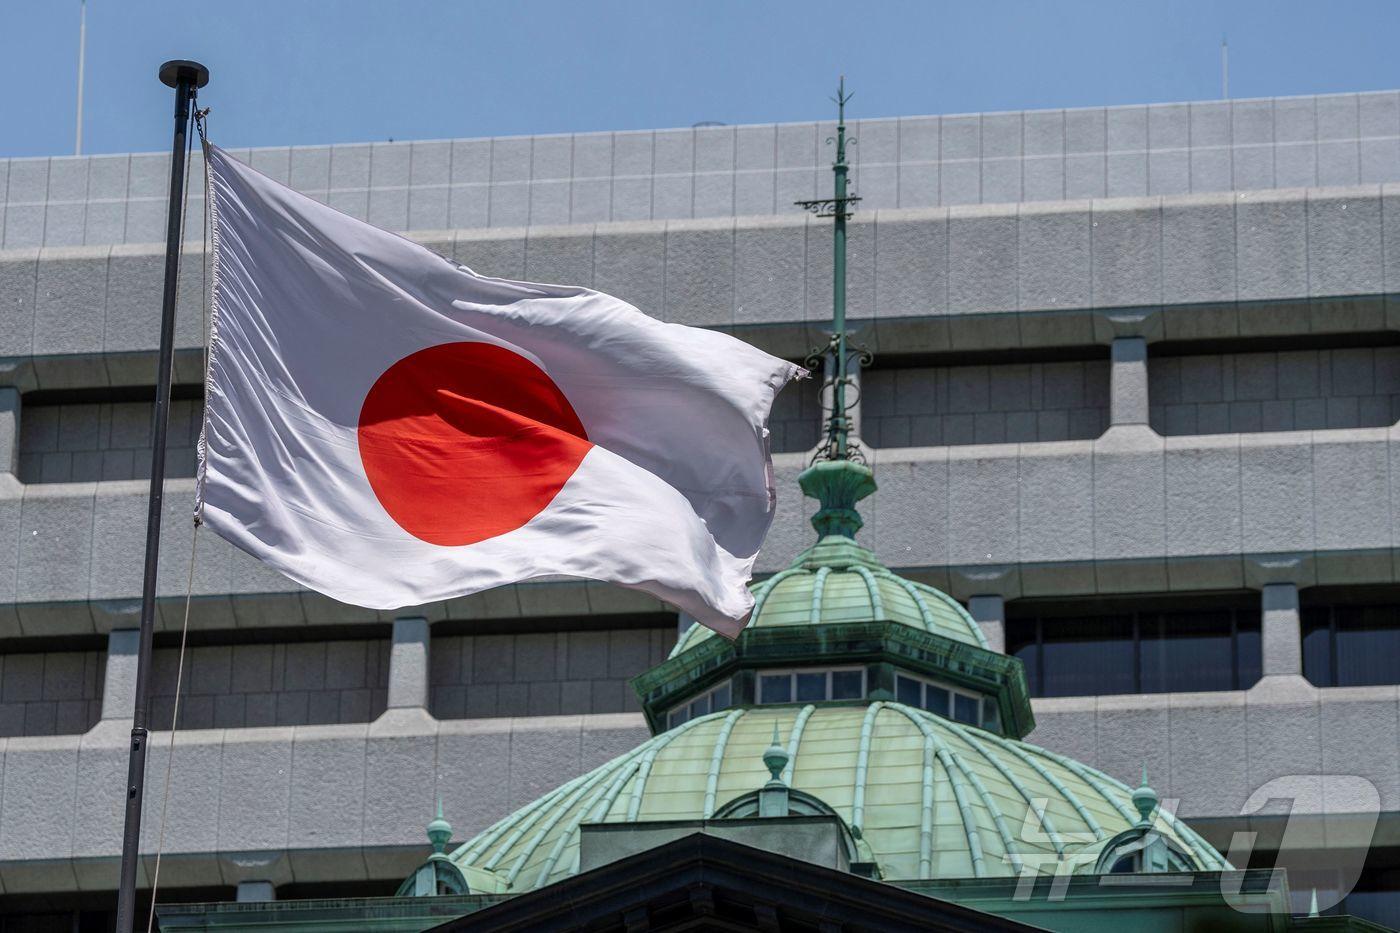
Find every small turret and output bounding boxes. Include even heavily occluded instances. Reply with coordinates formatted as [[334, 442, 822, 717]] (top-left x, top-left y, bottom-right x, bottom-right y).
[[394, 801, 469, 897]]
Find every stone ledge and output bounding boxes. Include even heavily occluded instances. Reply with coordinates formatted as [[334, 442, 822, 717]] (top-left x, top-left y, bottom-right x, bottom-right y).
[[1, 428, 1400, 633], [2, 182, 1398, 367], [0, 691, 1394, 892], [0, 711, 651, 893]]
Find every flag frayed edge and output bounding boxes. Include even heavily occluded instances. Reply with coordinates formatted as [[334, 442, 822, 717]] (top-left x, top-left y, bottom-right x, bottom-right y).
[[193, 141, 226, 525]]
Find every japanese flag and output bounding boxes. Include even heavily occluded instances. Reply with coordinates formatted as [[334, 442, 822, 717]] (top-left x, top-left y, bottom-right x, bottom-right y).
[[198, 145, 803, 637]]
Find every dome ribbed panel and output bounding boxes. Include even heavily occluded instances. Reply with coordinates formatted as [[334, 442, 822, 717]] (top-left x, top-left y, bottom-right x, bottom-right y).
[[451, 705, 1225, 892], [668, 563, 987, 657]]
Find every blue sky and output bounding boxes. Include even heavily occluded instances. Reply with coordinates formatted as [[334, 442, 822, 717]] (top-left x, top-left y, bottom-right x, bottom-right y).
[[2, 0, 1399, 159]]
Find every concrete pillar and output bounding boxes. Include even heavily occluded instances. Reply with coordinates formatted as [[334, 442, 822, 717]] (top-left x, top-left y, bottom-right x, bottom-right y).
[[967, 596, 1006, 654], [1109, 337, 1149, 426], [235, 880, 275, 902], [386, 616, 430, 710], [101, 628, 140, 721], [1261, 583, 1303, 677], [0, 388, 19, 475]]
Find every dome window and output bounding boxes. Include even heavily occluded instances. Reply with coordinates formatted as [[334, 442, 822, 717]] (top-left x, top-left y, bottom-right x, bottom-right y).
[[665, 679, 733, 729], [894, 672, 996, 730], [756, 667, 866, 704]]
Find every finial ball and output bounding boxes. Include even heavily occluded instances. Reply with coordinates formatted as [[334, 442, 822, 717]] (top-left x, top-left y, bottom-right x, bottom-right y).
[[1132, 779, 1159, 826], [762, 723, 790, 783]]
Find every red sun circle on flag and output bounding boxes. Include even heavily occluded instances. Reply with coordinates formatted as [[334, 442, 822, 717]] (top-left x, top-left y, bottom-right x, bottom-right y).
[[357, 342, 592, 546]]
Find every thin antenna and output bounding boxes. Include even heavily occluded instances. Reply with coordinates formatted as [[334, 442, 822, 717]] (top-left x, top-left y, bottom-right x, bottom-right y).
[[75, 0, 87, 154], [1221, 35, 1229, 100]]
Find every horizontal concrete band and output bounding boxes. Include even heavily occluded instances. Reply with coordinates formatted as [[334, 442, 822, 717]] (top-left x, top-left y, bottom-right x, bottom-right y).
[[4, 185, 1400, 390], [788, 424, 1400, 600], [0, 710, 650, 894], [3, 90, 1398, 250], [4, 423, 1400, 636], [0, 682, 1394, 893], [1031, 677, 1400, 848]]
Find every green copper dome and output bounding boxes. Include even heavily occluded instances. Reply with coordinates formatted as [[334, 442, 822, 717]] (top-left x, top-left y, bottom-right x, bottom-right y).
[[670, 535, 989, 658], [436, 461, 1226, 896], [639, 459, 1032, 739], [446, 703, 1226, 893], [676, 459, 987, 657]]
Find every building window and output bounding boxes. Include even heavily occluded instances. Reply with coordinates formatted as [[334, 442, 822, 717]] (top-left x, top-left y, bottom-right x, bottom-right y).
[[666, 680, 733, 729], [18, 391, 205, 484], [1303, 605, 1400, 688], [894, 671, 997, 729], [1006, 608, 1261, 697], [756, 668, 865, 705], [859, 357, 1110, 449]]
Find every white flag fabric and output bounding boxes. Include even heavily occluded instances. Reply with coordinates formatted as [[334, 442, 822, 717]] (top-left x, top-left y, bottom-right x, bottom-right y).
[[198, 145, 803, 637]]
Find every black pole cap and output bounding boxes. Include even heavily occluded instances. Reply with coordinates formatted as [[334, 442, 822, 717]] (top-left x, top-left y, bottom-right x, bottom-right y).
[[158, 59, 210, 89]]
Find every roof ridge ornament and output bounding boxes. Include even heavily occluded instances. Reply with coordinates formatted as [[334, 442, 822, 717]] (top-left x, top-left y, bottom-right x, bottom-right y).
[[762, 723, 790, 787], [758, 722, 793, 817], [1131, 765, 1159, 828], [427, 798, 453, 857]]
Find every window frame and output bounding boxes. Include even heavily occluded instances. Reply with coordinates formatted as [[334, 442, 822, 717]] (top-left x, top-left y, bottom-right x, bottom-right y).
[[1007, 606, 1262, 698], [892, 670, 991, 728], [665, 678, 734, 729], [755, 666, 867, 705]]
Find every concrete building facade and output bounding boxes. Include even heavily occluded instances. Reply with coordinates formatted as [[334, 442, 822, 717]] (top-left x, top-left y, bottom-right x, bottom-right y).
[[1, 89, 1400, 926]]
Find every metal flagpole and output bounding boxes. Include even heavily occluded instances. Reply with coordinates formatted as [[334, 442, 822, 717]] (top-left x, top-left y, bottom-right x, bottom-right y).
[[1221, 35, 1229, 100], [113, 58, 209, 933], [75, 0, 86, 155]]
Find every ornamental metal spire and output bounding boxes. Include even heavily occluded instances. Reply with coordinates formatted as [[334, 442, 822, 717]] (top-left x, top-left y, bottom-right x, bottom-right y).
[[798, 76, 866, 463], [796, 78, 876, 542]]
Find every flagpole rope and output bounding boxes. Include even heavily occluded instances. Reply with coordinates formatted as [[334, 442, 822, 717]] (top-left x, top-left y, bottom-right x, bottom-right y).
[[144, 93, 206, 933], [144, 523, 199, 933]]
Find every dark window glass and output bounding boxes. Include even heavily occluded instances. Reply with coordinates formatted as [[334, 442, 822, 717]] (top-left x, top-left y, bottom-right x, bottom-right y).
[[1039, 616, 1135, 697], [712, 682, 731, 710], [1006, 618, 1041, 694], [1302, 608, 1334, 687], [1345, 890, 1400, 929], [795, 671, 827, 702], [669, 707, 689, 728], [896, 675, 921, 706], [760, 674, 791, 703], [1010, 607, 1262, 697], [982, 700, 1001, 732], [953, 693, 979, 725], [689, 695, 709, 719], [831, 670, 864, 699], [1303, 604, 1400, 688], [1236, 624, 1262, 688], [1336, 606, 1400, 687], [923, 686, 950, 717], [1140, 611, 1241, 692]]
